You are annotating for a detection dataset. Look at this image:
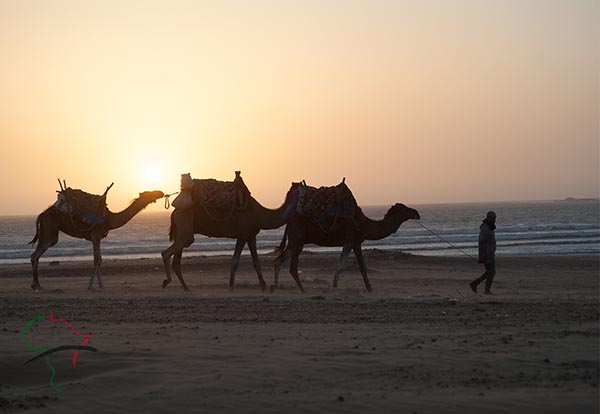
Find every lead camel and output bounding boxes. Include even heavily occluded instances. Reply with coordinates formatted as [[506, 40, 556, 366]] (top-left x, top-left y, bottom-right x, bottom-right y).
[[273, 203, 420, 292]]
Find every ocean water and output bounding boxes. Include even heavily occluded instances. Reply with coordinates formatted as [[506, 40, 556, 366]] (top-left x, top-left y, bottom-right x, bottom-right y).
[[0, 200, 598, 265]]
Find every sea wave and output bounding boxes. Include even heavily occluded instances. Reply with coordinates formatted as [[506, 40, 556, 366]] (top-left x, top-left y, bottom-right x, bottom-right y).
[[1, 200, 598, 264]]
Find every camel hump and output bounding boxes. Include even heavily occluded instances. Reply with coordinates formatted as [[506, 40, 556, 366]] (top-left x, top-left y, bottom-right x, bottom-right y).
[[296, 180, 357, 222], [54, 186, 109, 225]]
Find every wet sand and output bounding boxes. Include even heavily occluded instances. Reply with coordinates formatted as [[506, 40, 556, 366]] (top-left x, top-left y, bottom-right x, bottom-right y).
[[0, 252, 598, 413]]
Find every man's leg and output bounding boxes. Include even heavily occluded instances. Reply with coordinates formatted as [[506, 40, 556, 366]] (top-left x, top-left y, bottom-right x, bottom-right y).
[[470, 265, 489, 293], [484, 262, 496, 294]]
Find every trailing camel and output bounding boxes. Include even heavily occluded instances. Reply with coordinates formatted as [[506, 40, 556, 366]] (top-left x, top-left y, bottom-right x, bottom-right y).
[[30, 189, 164, 291]]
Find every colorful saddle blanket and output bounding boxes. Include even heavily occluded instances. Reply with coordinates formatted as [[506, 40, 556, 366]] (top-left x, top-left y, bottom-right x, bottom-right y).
[[54, 188, 109, 225], [192, 178, 250, 210], [173, 171, 251, 211], [296, 180, 357, 222]]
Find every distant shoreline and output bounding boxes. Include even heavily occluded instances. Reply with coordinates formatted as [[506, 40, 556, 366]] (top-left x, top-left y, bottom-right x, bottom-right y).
[[558, 197, 600, 202], [2, 198, 599, 218]]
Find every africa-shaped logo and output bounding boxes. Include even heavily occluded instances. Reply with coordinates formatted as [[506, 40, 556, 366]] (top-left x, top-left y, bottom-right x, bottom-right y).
[[21, 312, 98, 393]]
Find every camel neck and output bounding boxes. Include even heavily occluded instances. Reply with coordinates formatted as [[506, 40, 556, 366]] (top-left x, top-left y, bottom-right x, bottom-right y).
[[255, 197, 293, 230], [362, 211, 405, 241], [107, 198, 150, 230]]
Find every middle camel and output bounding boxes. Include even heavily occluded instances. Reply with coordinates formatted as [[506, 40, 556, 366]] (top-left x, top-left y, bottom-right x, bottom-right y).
[[161, 172, 299, 291]]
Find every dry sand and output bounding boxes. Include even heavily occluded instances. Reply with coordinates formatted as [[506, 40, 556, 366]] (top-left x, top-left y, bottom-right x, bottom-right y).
[[0, 251, 598, 413]]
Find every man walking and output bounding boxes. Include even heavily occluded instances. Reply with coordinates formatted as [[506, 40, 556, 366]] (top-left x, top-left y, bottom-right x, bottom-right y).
[[470, 211, 497, 295]]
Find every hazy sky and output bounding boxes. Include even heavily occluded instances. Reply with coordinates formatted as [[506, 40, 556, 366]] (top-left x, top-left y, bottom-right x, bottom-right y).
[[0, 0, 598, 215]]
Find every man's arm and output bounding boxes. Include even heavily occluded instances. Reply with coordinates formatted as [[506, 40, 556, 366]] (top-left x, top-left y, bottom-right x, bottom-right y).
[[478, 227, 489, 263]]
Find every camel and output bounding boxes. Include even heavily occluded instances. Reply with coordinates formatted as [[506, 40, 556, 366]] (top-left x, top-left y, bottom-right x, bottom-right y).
[[29, 190, 165, 291], [161, 182, 301, 291], [273, 203, 420, 292]]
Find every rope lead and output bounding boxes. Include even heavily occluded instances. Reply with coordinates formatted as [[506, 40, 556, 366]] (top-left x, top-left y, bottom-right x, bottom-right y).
[[163, 192, 180, 210], [415, 220, 476, 260]]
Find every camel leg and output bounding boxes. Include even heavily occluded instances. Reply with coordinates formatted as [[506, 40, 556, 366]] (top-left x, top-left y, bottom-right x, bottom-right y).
[[353, 245, 372, 293], [333, 244, 353, 289], [95, 238, 104, 289], [161, 244, 175, 288], [289, 248, 305, 293], [171, 250, 189, 291], [273, 248, 291, 291], [229, 239, 246, 290], [247, 236, 266, 291], [161, 243, 186, 289], [89, 238, 103, 289], [161, 224, 193, 289], [30, 230, 59, 292]]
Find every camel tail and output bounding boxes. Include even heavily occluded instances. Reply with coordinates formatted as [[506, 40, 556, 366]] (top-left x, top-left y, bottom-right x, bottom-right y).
[[169, 214, 176, 242], [273, 226, 288, 256], [29, 211, 44, 245]]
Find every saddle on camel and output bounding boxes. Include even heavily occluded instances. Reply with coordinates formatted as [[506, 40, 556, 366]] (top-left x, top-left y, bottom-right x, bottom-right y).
[[172, 170, 251, 211], [53, 179, 113, 228], [288, 178, 358, 226]]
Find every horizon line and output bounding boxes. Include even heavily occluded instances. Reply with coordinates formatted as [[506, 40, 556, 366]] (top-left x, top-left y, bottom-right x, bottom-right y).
[[2, 197, 598, 218]]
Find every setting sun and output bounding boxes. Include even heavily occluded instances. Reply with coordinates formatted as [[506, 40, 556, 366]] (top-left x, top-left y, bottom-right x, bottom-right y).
[[144, 167, 161, 183]]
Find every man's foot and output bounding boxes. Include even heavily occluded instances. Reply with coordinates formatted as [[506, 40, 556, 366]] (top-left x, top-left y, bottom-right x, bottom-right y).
[[484, 290, 493, 295], [469, 282, 477, 293]]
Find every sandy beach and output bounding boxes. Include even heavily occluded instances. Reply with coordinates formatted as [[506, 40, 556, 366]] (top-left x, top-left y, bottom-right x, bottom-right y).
[[0, 251, 598, 413]]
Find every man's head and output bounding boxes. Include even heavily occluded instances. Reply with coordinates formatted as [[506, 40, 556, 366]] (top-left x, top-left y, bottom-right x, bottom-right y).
[[486, 210, 497, 222]]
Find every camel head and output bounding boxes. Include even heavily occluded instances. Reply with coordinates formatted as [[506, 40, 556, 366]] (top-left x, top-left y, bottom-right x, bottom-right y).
[[388, 203, 420, 221], [138, 190, 165, 204]]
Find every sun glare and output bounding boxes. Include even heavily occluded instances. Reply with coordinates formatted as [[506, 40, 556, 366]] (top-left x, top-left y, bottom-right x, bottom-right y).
[[144, 167, 161, 183]]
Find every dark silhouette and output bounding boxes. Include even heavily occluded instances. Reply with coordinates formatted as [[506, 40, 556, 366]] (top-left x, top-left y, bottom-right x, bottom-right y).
[[273, 203, 420, 292], [30, 190, 165, 291], [161, 182, 300, 291], [470, 210, 497, 294]]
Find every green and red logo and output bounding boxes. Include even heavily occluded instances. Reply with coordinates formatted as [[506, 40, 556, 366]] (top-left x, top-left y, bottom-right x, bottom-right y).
[[21, 312, 98, 393]]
